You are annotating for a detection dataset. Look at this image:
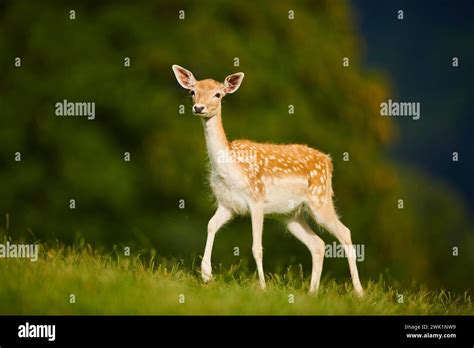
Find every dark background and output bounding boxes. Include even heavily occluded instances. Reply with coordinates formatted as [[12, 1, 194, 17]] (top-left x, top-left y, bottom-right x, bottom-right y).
[[0, 0, 472, 292], [353, 0, 474, 211]]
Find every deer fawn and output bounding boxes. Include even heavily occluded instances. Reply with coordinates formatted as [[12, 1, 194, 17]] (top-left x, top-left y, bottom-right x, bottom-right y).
[[172, 65, 364, 297]]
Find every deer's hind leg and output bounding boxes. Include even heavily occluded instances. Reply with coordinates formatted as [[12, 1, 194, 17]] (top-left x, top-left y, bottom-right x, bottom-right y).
[[307, 171, 364, 297], [287, 216, 325, 293]]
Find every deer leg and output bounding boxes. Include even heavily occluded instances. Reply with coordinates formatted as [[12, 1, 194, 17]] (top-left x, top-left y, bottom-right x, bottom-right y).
[[287, 217, 325, 293], [201, 204, 233, 282], [309, 201, 364, 297], [250, 203, 266, 289]]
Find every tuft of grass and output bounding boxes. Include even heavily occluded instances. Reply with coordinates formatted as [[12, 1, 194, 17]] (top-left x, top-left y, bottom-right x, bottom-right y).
[[0, 243, 472, 315]]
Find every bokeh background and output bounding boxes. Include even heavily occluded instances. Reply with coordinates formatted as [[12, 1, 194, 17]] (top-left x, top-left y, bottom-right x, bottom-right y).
[[0, 0, 473, 292]]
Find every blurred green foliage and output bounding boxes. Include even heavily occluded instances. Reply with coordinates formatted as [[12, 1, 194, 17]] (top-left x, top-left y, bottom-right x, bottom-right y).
[[0, 0, 472, 291]]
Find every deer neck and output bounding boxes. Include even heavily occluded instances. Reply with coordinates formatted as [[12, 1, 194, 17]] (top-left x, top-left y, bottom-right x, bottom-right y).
[[202, 108, 230, 169]]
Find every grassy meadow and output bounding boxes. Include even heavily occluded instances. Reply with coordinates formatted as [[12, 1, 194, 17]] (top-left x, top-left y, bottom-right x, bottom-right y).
[[0, 243, 471, 315]]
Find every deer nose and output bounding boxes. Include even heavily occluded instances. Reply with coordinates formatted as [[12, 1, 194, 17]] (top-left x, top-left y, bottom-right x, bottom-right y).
[[193, 105, 205, 114]]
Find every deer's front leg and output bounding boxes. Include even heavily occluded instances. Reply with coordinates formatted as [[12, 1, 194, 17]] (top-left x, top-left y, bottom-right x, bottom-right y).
[[201, 204, 233, 282], [250, 203, 266, 289]]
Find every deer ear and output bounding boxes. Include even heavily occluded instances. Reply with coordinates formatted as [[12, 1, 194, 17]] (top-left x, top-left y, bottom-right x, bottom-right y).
[[172, 65, 196, 89], [223, 72, 244, 94]]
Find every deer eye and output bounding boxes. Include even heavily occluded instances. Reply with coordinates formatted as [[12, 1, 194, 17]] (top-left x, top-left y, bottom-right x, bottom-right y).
[[214, 93, 221, 98], [190, 90, 195, 96]]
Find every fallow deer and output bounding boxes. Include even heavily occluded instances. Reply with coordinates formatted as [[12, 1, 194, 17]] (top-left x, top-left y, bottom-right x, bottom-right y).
[[172, 65, 364, 296]]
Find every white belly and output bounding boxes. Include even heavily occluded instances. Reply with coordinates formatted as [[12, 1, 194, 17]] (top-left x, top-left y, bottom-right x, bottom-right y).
[[210, 165, 308, 216], [262, 176, 307, 214]]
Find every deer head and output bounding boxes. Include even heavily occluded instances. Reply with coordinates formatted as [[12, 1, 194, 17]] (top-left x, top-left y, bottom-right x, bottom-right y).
[[172, 65, 244, 118]]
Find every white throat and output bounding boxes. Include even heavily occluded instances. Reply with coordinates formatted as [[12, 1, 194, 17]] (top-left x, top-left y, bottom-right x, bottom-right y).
[[202, 110, 229, 169]]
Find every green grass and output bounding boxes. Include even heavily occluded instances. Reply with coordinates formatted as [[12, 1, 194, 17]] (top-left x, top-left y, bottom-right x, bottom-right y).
[[0, 244, 472, 315]]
